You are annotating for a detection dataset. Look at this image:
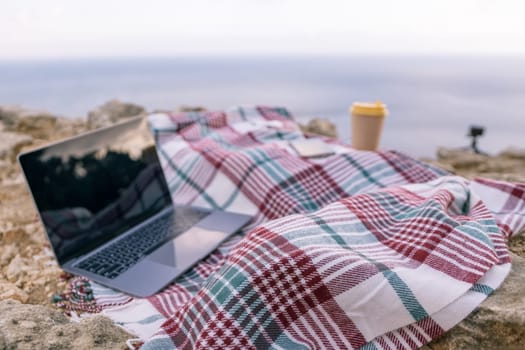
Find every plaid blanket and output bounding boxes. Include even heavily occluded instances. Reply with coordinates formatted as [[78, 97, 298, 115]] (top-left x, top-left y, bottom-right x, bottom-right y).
[[57, 106, 525, 349]]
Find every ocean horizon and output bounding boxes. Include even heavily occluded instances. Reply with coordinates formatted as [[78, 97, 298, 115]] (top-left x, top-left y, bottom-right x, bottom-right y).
[[1, 55, 524, 158]]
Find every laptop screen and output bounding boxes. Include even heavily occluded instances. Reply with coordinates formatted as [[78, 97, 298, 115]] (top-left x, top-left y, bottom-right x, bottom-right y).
[[19, 117, 173, 264]]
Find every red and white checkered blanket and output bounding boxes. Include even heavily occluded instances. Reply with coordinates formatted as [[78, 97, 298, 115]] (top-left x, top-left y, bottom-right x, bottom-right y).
[[58, 106, 525, 349]]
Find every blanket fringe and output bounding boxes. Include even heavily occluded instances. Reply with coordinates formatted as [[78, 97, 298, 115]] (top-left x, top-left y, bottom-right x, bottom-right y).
[[53, 275, 102, 314]]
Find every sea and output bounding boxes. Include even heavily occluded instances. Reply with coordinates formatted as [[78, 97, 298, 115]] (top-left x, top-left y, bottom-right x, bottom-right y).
[[1, 56, 524, 158]]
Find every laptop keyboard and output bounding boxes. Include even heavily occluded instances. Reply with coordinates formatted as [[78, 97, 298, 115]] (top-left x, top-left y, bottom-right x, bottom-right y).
[[76, 207, 210, 279]]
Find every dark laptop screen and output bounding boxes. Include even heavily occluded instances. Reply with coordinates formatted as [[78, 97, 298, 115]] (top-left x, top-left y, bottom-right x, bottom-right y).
[[19, 117, 173, 264]]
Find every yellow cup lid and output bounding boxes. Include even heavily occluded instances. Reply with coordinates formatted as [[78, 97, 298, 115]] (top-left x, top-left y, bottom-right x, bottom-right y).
[[350, 101, 388, 117]]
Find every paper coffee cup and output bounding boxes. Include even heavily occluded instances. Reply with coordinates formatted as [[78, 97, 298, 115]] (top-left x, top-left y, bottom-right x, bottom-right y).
[[350, 101, 388, 151]]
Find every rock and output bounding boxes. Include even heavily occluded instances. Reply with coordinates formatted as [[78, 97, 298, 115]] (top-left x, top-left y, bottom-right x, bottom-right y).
[[0, 105, 58, 135], [0, 223, 65, 305], [0, 299, 131, 349], [429, 252, 525, 350], [479, 159, 514, 173], [509, 231, 525, 257], [0, 131, 33, 161], [0, 281, 29, 303], [5, 255, 29, 283], [19, 118, 88, 151], [418, 158, 456, 174], [0, 106, 51, 128], [435, 147, 467, 161], [178, 105, 208, 113], [436, 147, 489, 170], [471, 172, 525, 184], [87, 99, 146, 130], [427, 147, 525, 182], [499, 147, 525, 160], [0, 183, 38, 230], [14, 114, 57, 139], [0, 105, 88, 146], [300, 118, 338, 138], [0, 243, 17, 265], [0, 158, 10, 171]]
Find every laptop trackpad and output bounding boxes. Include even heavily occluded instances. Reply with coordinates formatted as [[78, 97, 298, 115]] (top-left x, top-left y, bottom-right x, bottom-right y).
[[148, 227, 228, 268]]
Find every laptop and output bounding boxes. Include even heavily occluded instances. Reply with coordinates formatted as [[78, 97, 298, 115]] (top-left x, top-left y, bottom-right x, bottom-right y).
[[18, 116, 251, 297]]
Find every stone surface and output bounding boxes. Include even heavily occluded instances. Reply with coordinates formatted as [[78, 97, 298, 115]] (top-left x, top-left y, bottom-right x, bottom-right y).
[[178, 105, 208, 112], [299, 118, 338, 138], [500, 147, 525, 160], [87, 99, 146, 130], [509, 231, 525, 257], [0, 106, 54, 129], [0, 281, 29, 303], [0, 300, 131, 350], [436, 147, 489, 170], [429, 252, 525, 350], [0, 132, 33, 161], [0, 180, 68, 306], [0, 105, 88, 164], [431, 147, 525, 183], [14, 114, 58, 139]]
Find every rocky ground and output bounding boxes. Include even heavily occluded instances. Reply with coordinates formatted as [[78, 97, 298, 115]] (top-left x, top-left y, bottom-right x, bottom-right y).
[[1, 102, 524, 349], [0, 101, 145, 349]]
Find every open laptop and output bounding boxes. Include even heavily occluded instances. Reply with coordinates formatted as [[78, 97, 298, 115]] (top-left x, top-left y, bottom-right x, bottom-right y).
[[18, 116, 251, 297]]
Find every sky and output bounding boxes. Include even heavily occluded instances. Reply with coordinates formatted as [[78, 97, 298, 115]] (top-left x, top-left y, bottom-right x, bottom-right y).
[[1, 0, 525, 60]]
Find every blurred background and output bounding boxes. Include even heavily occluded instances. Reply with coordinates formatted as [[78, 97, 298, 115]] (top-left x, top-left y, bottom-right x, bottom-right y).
[[1, 0, 524, 157]]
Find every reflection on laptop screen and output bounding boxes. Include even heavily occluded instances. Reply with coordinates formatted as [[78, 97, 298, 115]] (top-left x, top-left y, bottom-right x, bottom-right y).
[[19, 118, 173, 264]]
